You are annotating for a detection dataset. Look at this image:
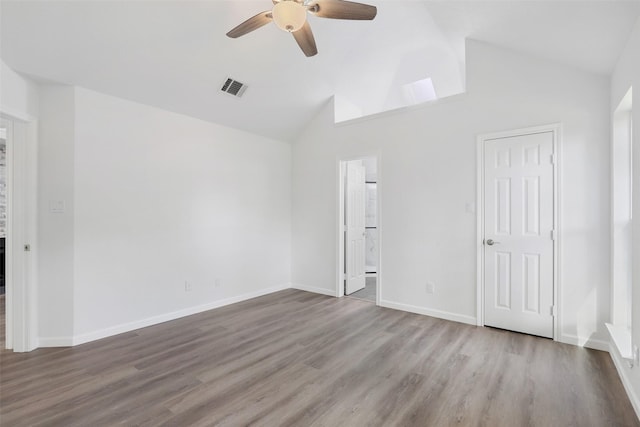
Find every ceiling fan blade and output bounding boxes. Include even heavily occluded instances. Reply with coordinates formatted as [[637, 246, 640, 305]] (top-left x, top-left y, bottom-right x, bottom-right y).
[[226, 11, 273, 38], [292, 21, 318, 57], [308, 0, 377, 20]]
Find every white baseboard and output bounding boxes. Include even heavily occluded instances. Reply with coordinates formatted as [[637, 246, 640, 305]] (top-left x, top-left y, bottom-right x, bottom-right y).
[[291, 283, 336, 297], [379, 299, 477, 326], [39, 284, 290, 348], [609, 342, 640, 421], [559, 333, 610, 352], [38, 337, 74, 347]]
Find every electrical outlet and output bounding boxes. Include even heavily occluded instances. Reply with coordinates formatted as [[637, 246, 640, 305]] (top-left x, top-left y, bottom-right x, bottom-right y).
[[185, 281, 192, 292], [215, 278, 221, 288], [426, 281, 435, 294]]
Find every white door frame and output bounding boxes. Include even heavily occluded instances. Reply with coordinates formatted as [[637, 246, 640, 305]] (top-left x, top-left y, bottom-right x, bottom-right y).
[[337, 152, 382, 306], [476, 123, 561, 340], [1, 112, 38, 352]]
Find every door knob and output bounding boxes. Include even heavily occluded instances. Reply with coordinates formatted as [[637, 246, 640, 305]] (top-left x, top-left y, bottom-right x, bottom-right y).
[[486, 239, 500, 246]]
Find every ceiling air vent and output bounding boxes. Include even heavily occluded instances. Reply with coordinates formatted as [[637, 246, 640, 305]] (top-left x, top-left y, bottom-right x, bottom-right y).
[[220, 77, 247, 98]]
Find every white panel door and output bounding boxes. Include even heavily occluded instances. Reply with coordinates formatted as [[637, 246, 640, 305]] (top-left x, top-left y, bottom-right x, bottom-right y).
[[484, 132, 554, 338], [345, 161, 366, 295]]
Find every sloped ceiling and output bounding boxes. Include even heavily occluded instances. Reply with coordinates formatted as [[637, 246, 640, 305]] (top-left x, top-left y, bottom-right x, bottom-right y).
[[1, 1, 639, 142]]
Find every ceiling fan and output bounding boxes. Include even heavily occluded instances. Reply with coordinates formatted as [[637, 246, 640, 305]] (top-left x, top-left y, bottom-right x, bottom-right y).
[[226, 0, 377, 57]]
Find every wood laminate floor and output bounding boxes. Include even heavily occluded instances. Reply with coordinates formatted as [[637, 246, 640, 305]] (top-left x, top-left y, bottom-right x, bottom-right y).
[[0, 289, 637, 427]]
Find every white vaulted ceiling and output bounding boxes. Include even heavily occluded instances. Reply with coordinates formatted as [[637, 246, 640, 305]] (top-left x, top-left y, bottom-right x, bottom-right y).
[[1, 0, 639, 141]]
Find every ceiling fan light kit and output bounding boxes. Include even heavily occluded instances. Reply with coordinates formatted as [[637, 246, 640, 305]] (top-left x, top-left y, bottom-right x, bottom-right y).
[[227, 0, 377, 57], [273, 1, 307, 33]]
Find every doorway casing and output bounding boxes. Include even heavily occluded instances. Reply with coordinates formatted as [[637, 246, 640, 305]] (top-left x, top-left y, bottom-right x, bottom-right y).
[[476, 123, 561, 341], [1, 112, 38, 352], [337, 153, 382, 306]]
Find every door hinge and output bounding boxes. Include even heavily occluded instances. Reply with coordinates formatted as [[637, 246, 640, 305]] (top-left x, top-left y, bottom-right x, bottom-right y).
[[550, 305, 557, 316], [550, 154, 557, 165], [550, 230, 557, 241], [24, 244, 31, 252]]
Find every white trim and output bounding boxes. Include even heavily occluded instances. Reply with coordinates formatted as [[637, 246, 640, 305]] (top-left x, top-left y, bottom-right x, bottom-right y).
[[291, 283, 336, 297], [606, 322, 633, 360], [476, 136, 484, 327], [337, 160, 346, 298], [38, 337, 75, 347], [39, 284, 290, 347], [476, 123, 561, 340], [25, 120, 38, 351], [3, 116, 14, 350], [558, 333, 610, 352], [0, 104, 35, 123], [2, 115, 38, 352], [376, 155, 382, 307], [333, 93, 468, 128], [554, 124, 563, 343], [609, 342, 640, 421], [336, 152, 382, 305], [380, 299, 477, 326]]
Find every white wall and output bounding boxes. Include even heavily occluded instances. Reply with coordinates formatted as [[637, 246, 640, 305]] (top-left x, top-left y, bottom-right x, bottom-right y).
[[0, 59, 39, 120], [292, 39, 611, 345], [37, 85, 76, 343], [609, 16, 640, 417], [35, 86, 292, 344], [71, 87, 291, 340]]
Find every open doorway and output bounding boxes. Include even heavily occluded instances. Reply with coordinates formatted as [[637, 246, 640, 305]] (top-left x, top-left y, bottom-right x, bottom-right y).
[[338, 156, 379, 304]]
